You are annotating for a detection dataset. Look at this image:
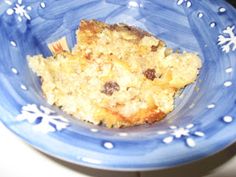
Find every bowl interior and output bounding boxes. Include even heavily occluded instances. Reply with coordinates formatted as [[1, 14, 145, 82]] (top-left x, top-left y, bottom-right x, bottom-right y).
[[1, 0, 235, 139]]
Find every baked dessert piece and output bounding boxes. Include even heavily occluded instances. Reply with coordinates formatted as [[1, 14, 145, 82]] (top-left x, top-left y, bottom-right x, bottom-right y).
[[28, 20, 202, 128]]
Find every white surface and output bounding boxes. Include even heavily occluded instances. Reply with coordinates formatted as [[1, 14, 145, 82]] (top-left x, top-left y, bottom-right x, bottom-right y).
[[0, 121, 235, 177]]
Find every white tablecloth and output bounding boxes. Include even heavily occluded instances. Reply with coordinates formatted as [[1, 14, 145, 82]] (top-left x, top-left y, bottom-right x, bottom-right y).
[[0, 122, 235, 177]]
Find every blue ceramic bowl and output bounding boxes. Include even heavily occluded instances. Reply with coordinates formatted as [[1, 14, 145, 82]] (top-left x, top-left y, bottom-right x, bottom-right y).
[[0, 0, 236, 171]]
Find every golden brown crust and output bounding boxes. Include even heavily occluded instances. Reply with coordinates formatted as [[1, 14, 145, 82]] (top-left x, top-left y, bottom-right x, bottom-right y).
[[77, 20, 165, 46], [109, 23, 152, 39], [94, 106, 166, 128]]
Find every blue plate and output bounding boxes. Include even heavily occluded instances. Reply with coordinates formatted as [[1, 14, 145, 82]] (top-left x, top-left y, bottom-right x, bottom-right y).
[[0, 0, 236, 171]]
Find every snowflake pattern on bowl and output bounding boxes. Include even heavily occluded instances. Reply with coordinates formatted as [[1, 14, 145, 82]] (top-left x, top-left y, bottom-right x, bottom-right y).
[[159, 124, 205, 148], [5, 0, 32, 22], [16, 104, 69, 133], [218, 26, 236, 53]]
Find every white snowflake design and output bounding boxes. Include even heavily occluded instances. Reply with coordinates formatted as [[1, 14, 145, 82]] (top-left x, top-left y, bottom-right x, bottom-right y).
[[16, 104, 69, 133], [5, 0, 32, 22], [177, 0, 192, 8], [218, 25, 236, 53], [158, 124, 205, 148]]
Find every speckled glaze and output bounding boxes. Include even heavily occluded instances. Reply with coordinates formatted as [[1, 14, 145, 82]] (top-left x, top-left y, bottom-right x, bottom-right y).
[[0, 0, 236, 171]]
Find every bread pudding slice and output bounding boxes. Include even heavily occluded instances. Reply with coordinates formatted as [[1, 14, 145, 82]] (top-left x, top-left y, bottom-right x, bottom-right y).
[[28, 20, 202, 128]]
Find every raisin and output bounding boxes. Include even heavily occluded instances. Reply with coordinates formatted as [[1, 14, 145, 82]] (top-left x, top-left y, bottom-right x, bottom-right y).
[[101, 81, 120, 96], [143, 69, 156, 81], [151, 45, 158, 52], [85, 53, 91, 59]]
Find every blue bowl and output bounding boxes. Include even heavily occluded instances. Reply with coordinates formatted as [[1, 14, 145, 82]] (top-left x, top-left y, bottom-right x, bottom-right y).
[[0, 0, 236, 171]]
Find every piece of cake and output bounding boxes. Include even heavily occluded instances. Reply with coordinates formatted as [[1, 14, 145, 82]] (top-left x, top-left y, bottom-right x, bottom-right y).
[[28, 20, 202, 128]]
